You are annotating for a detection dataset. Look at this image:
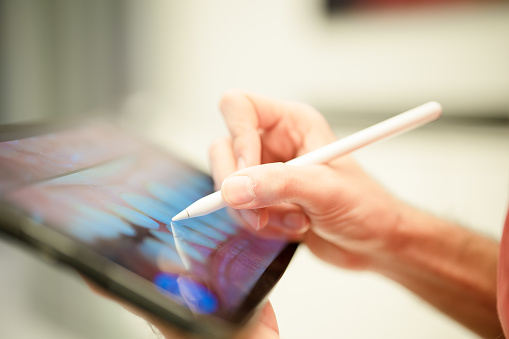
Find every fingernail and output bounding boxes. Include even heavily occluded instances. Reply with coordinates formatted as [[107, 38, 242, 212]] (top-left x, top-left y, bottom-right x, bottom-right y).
[[283, 212, 304, 230], [239, 209, 261, 231], [237, 156, 246, 170], [222, 176, 256, 206]]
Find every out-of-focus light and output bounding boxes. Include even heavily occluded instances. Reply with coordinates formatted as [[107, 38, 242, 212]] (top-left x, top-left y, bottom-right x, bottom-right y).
[[154, 273, 219, 314]]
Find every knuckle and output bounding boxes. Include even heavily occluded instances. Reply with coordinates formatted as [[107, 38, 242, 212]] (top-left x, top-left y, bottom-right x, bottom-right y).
[[208, 137, 231, 159], [232, 131, 254, 155]]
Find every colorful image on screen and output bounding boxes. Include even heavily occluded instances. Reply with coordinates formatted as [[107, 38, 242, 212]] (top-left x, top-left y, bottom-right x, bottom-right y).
[[0, 123, 287, 318]]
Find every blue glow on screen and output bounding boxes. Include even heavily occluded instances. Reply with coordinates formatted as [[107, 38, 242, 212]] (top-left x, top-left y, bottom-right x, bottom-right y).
[[154, 273, 218, 314]]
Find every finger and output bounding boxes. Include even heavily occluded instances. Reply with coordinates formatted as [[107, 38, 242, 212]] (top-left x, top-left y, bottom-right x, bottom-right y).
[[219, 90, 265, 167], [255, 225, 307, 242], [258, 301, 279, 334], [219, 90, 335, 167], [220, 162, 342, 216], [209, 137, 268, 229], [226, 204, 305, 241], [266, 206, 310, 235], [209, 136, 237, 190], [235, 301, 279, 339], [239, 205, 309, 239], [237, 208, 269, 231], [254, 203, 310, 235]]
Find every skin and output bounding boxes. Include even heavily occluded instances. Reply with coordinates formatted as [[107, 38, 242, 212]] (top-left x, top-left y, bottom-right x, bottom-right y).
[[93, 90, 503, 338], [208, 90, 502, 338]]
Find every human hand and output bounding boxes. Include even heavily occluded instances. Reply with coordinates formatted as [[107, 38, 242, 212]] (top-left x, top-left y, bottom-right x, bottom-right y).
[[209, 90, 408, 270]]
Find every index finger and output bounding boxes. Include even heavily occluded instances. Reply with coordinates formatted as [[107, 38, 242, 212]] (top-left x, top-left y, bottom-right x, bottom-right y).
[[219, 90, 337, 168], [219, 90, 304, 168], [218, 91, 277, 168]]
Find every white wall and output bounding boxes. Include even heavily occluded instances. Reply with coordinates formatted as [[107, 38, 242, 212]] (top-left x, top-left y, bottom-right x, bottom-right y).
[[143, 0, 509, 124]]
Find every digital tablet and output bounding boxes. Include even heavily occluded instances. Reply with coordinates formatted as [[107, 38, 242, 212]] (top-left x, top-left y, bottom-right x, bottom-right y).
[[0, 120, 297, 339]]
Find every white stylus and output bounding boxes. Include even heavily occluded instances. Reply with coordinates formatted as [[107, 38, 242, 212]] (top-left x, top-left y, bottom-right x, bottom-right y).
[[172, 101, 442, 221]]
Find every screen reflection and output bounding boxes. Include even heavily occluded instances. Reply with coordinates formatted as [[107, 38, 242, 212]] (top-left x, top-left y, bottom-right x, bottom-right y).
[[0, 123, 288, 318]]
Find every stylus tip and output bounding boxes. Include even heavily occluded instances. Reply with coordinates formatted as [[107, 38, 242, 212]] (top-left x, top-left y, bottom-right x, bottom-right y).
[[172, 209, 189, 221]]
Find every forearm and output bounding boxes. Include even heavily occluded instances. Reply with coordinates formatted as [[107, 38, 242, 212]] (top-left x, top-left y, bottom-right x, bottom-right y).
[[371, 204, 502, 338]]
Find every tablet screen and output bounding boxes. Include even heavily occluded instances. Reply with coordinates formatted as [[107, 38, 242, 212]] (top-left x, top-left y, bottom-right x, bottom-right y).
[[0, 122, 291, 322]]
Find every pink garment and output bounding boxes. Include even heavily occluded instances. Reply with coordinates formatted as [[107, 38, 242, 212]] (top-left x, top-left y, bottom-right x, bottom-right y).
[[497, 207, 509, 335]]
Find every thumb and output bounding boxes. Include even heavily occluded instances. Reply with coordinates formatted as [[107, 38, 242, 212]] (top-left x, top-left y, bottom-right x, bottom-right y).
[[221, 162, 332, 213]]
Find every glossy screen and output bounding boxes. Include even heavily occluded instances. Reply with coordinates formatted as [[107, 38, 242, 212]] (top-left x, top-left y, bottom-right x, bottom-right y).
[[0, 123, 288, 319]]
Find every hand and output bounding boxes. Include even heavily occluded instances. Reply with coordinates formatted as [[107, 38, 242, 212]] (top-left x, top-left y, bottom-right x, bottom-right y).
[[209, 90, 407, 270], [210, 91, 503, 338]]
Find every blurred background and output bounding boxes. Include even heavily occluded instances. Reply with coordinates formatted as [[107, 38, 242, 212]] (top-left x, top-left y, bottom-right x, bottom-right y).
[[0, 0, 508, 338]]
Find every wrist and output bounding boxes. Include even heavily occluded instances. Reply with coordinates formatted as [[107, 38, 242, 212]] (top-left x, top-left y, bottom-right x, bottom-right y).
[[369, 204, 479, 279], [368, 204, 501, 337]]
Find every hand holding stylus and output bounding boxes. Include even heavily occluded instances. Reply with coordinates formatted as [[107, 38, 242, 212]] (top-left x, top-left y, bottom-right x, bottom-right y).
[[201, 91, 438, 252], [173, 97, 441, 227]]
